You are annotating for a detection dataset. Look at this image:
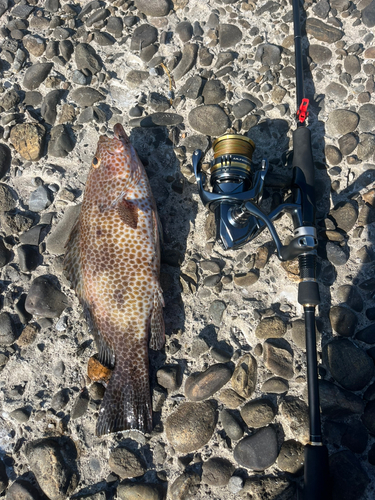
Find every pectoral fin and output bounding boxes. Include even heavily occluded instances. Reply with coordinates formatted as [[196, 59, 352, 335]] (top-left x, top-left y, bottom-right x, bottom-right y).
[[117, 199, 138, 229]]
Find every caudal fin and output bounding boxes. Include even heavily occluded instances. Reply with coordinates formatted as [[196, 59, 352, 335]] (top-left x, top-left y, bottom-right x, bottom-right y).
[[96, 357, 152, 436]]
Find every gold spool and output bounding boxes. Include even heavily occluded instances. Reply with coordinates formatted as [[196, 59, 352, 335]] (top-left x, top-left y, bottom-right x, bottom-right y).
[[211, 134, 255, 174]]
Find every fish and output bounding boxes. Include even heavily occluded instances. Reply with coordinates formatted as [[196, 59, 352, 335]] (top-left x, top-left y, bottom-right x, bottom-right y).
[[64, 123, 165, 436]]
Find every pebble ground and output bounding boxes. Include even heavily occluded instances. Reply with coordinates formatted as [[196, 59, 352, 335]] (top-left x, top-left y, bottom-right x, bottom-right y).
[[1, 0, 375, 499]]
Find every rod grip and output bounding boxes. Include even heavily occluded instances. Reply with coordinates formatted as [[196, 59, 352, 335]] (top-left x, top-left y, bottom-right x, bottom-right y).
[[292, 127, 315, 193], [304, 444, 331, 500]]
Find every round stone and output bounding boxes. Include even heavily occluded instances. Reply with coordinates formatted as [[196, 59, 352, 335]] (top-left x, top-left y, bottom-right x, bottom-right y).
[[309, 44, 332, 64], [263, 340, 294, 379], [117, 483, 163, 500], [323, 338, 374, 391], [358, 103, 375, 132], [326, 242, 348, 266], [344, 55, 361, 76], [202, 457, 235, 486], [255, 316, 287, 339], [134, 0, 171, 17], [338, 133, 358, 155], [189, 105, 230, 136], [25, 275, 70, 318], [325, 82, 348, 100], [325, 145, 342, 165], [329, 306, 357, 337], [231, 353, 257, 399], [175, 21, 193, 42], [108, 447, 146, 479], [262, 377, 289, 394], [327, 109, 359, 137], [277, 439, 304, 475], [0, 312, 18, 346], [165, 401, 217, 453], [240, 398, 276, 428], [234, 426, 278, 471], [202, 79, 226, 105], [185, 363, 232, 401], [337, 285, 363, 312], [23, 63, 53, 90], [218, 24, 242, 49], [219, 409, 244, 440]]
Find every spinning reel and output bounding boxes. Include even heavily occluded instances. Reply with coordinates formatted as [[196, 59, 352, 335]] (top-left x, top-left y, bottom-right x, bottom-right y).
[[193, 133, 318, 263]]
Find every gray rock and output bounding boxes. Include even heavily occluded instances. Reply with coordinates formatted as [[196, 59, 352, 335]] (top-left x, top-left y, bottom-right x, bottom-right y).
[[148, 92, 170, 112], [156, 364, 181, 391], [129, 113, 183, 127], [262, 377, 289, 394], [357, 133, 375, 161], [320, 380, 364, 418], [325, 82, 347, 100], [264, 340, 294, 379], [11, 4, 34, 18], [71, 389, 89, 419], [0, 90, 20, 111], [326, 242, 348, 266], [25, 437, 78, 500], [0, 183, 16, 211], [313, 0, 330, 18], [329, 306, 357, 337], [45, 40, 59, 59], [290, 319, 307, 348], [325, 145, 342, 165], [134, 0, 171, 17], [344, 55, 361, 76], [169, 472, 200, 500], [215, 51, 236, 70], [255, 316, 286, 339], [198, 47, 214, 66], [240, 398, 276, 428], [0, 237, 11, 268], [4, 481, 40, 500], [44, 0, 60, 12], [362, 0, 375, 28], [323, 338, 374, 391], [176, 21, 193, 42], [208, 299, 226, 325], [309, 44, 332, 64], [109, 446, 146, 479], [10, 407, 30, 422], [188, 105, 229, 136], [75, 43, 102, 75], [48, 125, 75, 158], [51, 389, 70, 411], [277, 439, 304, 475], [280, 397, 309, 443], [337, 284, 363, 312], [338, 133, 358, 155], [24, 91, 43, 107], [0, 0, 9, 17], [165, 401, 217, 453], [207, 12, 220, 29], [23, 63, 53, 90], [29, 185, 52, 212], [234, 426, 278, 471], [130, 24, 158, 51], [218, 24, 242, 49], [126, 70, 150, 88], [202, 79, 226, 104], [78, 106, 107, 124], [232, 99, 256, 119], [185, 363, 232, 401], [173, 43, 198, 81], [85, 8, 110, 27], [306, 18, 344, 43], [0, 312, 18, 346], [25, 275, 70, 318], [330, 450, 369, 500], [327, 109, 359, 137], [179, 76, 203, 100], [220, 409, 244, 440], [255, 43, 281, 66], [70, 87, 105, 107], [358, 103, 375, 132], [356, 325, 375, 344], [202, 457, 235, 486], [17, 245, 41, 272], [59, 40, 73, 62], [94, 32, 116, 47], [46, 204, 80, 255]]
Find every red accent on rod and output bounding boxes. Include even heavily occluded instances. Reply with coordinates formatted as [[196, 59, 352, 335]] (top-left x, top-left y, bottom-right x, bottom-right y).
[[297, 98, 309, 123]]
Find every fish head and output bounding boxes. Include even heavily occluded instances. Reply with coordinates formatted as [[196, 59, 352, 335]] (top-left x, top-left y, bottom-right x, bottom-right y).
[[90, 123, 138, 182]]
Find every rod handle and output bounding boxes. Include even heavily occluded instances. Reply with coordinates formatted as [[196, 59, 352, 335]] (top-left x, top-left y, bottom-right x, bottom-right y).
[[292, 126, 315, 194], [304, 444, 331, 500]]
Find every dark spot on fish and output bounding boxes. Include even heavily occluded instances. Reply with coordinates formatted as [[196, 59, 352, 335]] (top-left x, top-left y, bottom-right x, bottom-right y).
[[113, 289, 125, 305], [96, 228, 103, 237]]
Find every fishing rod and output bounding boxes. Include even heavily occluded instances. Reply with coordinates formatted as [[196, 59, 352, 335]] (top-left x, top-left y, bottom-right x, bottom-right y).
[[192, 0, 330, 498]]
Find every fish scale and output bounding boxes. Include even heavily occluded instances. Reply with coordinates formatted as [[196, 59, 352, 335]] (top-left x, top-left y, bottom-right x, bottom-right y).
[[64, 123, 165, 435]]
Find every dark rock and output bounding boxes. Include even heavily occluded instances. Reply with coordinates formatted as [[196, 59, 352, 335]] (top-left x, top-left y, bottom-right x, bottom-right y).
[[12, 4, 34, 18], [263, 339, 294, 379], [362, 0, 375, 28], [169, 472, 200, 500], [337, 284, 363, 312], [129, 113, 183, 127], [341, 420, 368, 453], [25, 437, 78, 499], [48, 125, 75, 158], [338, 133, 358, 155], [329, 306, 357, 337], [320, 380, 365, 418], [0, 183, 16, 211], [277, 439, 304, 475], [23, 63, 53, 90], [71, 389, 89, 419], [173, 43, 198, 81], [46, 204, 80, 255], [323, 338, 374, 391], [125, 70, 150, 88], [309, 44, 332, 64], [219, 409, 244, 440], [4, 480, 40, 500], [148, 92, 170, 112], [306, 18, 344, 43], [240, 398, 276, 428], [356, 325, 375, 344], [0, 458, 7, 494], [182, 134, 209, 153], [75, 43, 102, 75], [106, 16, 123, 38], [198, 47, 214, 66], [86, 8, 110, 27], [255, 316, 286, 339], [261, 377, 289, 394], [165, 401, 217, 453], [93, 32, 116, 47], [218, 24, 242, 49], [59, 40, 73, 62], [156, 364, 181, 391], [232, 99, 256, 119], [255, 43, 281, 66], [70, 87, 105, 107], [51, 389, 70, 411], [24, 91, 43, 107], [109, 446, 146, 479], [357, 133, 375, 161], [176, 21, 193, 43], [234, 426, 278, 471], [41, 90, 63, 126], [313, 0, 330, 18], [326, 241, 348, 266], [358, 103, 375, 133], [0, 237, 11, 268], [188, 105, 229, 136], [215, 51, 235, 70], [320, 263, 336, 286], [202, 457, 235, 486], [17, 245, 41, 272], [344, 55, 361, 76], [256, 1, 280, 15], [25, 275, 70, 318], [185, 363, 232, 401], [0, 312, 18, 346], [130, 24, 158, 51], [330, 450, 369, 500], [134, 0, 171, 17], [325, 145, 342, 165], [325, 82, 347, 100], [202, 79, 226, 105]]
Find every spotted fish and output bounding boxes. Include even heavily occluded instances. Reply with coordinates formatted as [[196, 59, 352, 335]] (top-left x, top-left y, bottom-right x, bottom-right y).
[[64, 123, 165, 436]]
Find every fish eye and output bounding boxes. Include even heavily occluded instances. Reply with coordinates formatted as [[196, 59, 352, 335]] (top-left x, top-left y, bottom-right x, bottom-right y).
[[92, 156, 101, 168]]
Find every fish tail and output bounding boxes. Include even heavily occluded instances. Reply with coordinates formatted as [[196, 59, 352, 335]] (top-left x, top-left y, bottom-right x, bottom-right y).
[[96, 344, 152, 436]]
